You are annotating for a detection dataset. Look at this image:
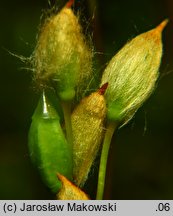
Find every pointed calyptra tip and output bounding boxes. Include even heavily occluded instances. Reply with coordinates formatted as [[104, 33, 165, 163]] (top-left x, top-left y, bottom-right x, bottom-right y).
[[57, 173, 90, 200], [98, 82, 108, 95], [155, 19, 169, 33], [148, 19, 168, 45], [66, 0, 75, 8]]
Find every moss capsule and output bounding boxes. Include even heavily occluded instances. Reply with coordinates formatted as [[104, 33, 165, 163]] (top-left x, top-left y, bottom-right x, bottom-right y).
[[33, 5, 93, 101], [28, 92, 73, 193], [101, 20, 168, 125], [71, 84, 107, 186]]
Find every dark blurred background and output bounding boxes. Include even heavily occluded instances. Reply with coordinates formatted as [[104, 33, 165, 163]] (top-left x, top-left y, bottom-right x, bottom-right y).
[[0, 0, 173, 199]]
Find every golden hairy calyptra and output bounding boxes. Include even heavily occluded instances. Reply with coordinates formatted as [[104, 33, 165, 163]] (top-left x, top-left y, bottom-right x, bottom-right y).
[[71, 84, 108, 186], [101, 20, 168, 125], [33, 5, 93, 101]]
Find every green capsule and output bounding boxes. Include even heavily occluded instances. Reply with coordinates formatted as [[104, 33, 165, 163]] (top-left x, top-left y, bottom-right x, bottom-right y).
[[28, 91, 73, 193]]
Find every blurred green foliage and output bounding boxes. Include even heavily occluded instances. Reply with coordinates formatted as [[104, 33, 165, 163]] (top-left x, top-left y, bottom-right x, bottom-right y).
[[0, 0, 173, 199]]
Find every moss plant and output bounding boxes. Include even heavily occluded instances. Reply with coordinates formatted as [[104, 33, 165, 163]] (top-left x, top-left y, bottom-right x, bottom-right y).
[[28, 0, 168, 199]]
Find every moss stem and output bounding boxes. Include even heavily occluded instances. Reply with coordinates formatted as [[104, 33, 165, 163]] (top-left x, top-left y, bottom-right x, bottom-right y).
[[96, 121, 117, 200]]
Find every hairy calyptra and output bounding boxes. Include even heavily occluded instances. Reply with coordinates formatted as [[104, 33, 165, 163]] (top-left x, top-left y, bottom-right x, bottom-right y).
[[33, 4, 93, 101], [72, 84, 107, 186], [101, 20, 168, 125]]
